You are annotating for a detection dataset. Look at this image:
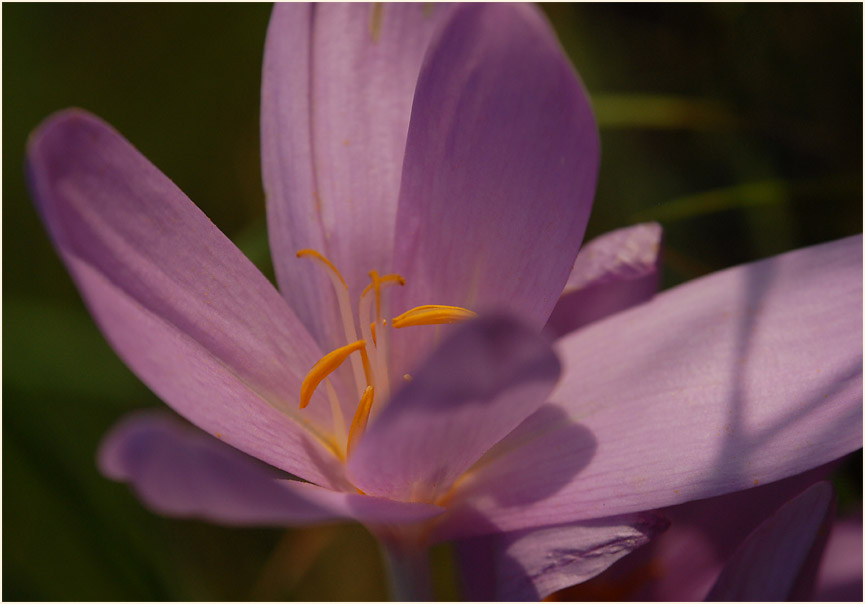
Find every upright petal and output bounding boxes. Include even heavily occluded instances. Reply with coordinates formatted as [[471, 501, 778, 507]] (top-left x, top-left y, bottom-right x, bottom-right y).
[[100, 412, 444, 526], [455, 513, 667, 601], [545, 222, 663, 337], [392, 3, 599, 372], [448, 236, 862, 529], [706, 482, 835, 601], [347, 316, 560, 503], [261, 3, 451, 353], [28, 110, 344, 488]]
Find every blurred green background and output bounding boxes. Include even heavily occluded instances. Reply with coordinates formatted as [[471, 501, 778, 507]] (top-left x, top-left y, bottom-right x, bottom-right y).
[[3, 3, 861, 600]]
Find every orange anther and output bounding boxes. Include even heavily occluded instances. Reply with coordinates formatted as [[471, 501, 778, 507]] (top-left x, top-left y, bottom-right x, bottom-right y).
[[392, 305, 477, 328], [347, 386, 375, 456], [300, 340, 366, 409]]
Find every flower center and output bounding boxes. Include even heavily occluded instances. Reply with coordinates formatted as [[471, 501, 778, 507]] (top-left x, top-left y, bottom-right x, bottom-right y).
[[296, 249, 476, 459]]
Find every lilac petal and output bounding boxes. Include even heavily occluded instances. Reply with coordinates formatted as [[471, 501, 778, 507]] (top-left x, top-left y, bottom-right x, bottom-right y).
[[706, 482, 835, 601], [815, 515, 863, 601], [545, 222, 663, 337], [391, 3, 599, 374], [447, 235, 862, 530], [347, 316, 560, 502], [101, 411, 444, 526], [261, 3, 452, 353], [28, 110, 346, 488], [455, 513, 668, 601]]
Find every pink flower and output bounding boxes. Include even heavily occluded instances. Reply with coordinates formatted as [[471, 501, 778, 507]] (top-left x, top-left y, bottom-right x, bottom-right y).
[[27, 4, 862, 599]]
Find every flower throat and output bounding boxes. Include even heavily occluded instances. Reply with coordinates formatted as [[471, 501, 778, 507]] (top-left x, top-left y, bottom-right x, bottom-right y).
[[296, 249, 476, 459]]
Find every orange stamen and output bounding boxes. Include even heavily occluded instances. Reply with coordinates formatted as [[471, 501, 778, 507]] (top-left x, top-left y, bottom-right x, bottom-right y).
[[296, 249, 477, 461], [358, 344, 374, 388], [347, 386, 375, 456], [358, 272, 405, 404], [297, 249, 367, 397], [300, 340, 366, 409], [392, 305, 477, 328], [296, 249, 348, 289], [361, 272, 406, 318]]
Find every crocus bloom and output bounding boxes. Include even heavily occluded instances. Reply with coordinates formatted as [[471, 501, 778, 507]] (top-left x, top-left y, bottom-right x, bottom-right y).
[[27, 3, 862, 600]]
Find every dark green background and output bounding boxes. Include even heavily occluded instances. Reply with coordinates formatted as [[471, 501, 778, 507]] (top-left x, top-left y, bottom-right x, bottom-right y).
[[4, 3, 862, 600]]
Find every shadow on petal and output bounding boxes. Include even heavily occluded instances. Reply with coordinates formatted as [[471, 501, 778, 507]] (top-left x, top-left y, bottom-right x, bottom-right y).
[[434, 404, 598, 540], [481, 404, 598, 508]]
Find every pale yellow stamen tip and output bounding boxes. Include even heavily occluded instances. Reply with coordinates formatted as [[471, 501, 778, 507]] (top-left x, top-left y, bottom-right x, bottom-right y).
[[300, 339, 366, 409], [403, 374, 413, 383], [347, 385, 375, 455], [391, 305, 477, 328]]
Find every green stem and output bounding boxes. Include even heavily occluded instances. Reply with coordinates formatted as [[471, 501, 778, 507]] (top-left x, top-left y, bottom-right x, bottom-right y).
[[380, 539, 433, 601]]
